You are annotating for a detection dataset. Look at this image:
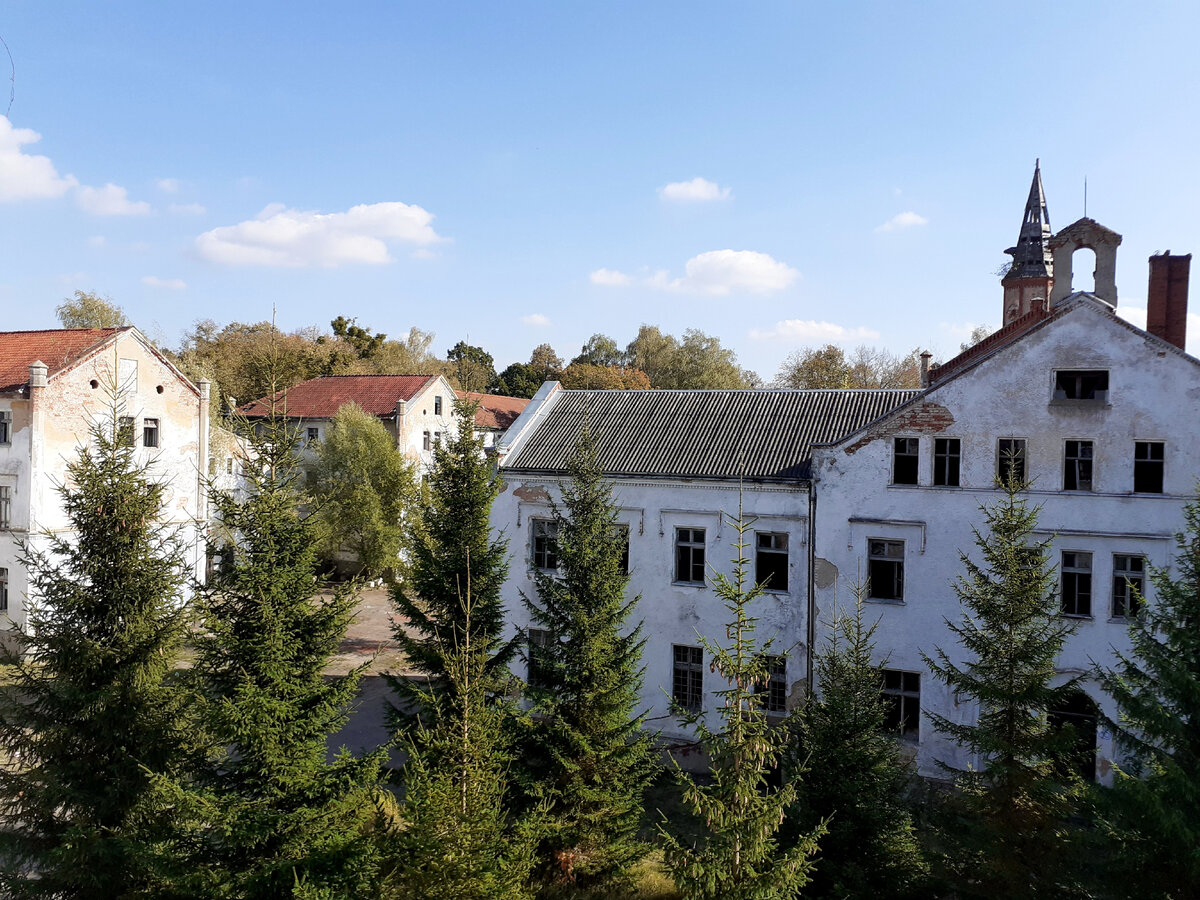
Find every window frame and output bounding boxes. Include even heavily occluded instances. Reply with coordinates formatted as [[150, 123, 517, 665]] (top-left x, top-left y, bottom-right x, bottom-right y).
[[997, 437, 1027, 486], [1133, 441, 1164, 494], [1061, 550, 1093, 617], [759, 655, 787, 714], [1053, 369, 1109, 403], [1063, 439, 1095, 492], [672, 644, 704, 712], [422, 430, 432, 451], [142, 417, 159, 449], [0, 485, 10, 530], [892, 437, 919, 485], [0, 566, 7, 613], [674, 526, 706, 585], [881, 668, 921, 741], [933, 437, 961, 487], [306, 426, 320, 444], [531, 518, 558, 571], [0, 410, 10, 445], [434, 395, 443, 416], [867, 538, 905, 602], [1111, 554, 1146, 619], [754, 531, 789, 592], [118, 416, 136, 448]]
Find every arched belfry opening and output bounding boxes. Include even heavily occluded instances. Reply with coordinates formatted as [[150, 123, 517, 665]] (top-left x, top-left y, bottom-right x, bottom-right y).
[[1049, 218, 1123, 307]]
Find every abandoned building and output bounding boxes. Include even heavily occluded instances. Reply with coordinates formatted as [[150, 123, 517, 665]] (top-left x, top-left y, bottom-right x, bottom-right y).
[[493, 163, 1199, 780]]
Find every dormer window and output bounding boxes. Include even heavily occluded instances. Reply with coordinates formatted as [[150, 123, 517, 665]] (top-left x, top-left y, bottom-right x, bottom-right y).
[[1054, 370, 1108, 402]]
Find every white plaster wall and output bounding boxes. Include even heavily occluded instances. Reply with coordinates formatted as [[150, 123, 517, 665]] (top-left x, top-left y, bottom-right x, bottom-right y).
[[812, 301, 1200, 780], [398, 377, 458, 472], [494, 473, 810, 743]]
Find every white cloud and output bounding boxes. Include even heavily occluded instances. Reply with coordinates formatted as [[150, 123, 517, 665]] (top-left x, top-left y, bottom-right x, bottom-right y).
[[157, 178, 179, 193], [142, 275, 186, 290], [411, 247, 437, 260], [77, 183, 152, 216], [651, 249, 798, 296], [875, 211, 928, 232], [196, 201, 444, 267], [169, 202, 206, 215], [0, 117, 78, 201], [590, 267, 632, 287], [658, 177, 731, 203], [749, 319, 881, 342], [522, 313, 551, 327]]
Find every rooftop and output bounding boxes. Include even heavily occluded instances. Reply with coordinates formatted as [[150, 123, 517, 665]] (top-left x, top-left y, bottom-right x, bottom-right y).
[[457, 390, 529, 430], [0, 328, 126, 393], [241, 374, 439, 418]]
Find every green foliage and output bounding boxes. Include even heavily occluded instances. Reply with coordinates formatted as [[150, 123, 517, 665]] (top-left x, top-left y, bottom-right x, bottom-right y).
[[659, 509, 821, 900], [558, 362, 651, 390], [152, 406, 386, 899], [389, 398, 514, 706], [0, 401, 187, 899], [309, 402, 418, 578], [921, 474, 1083, 899], [571, 333, 625, 368], [520, 428, 657, 887], [1097, 491, 1200, 898], [387, 586, 543, 900], [771, 343, 924, 389], [447, 340, 497, 392], [329, 316, 387, 359], [492, 362, 546, 399], [788, 589, 928, 899], [55, 289, 130, 329]]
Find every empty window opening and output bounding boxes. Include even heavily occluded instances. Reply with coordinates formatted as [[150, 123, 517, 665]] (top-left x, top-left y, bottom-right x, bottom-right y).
[[1061, 551, 1093, 617], [1069, 246, 1098, 295], [672, 644, 704, 712], [755, 532, 789, 592], [422, 431, 431, 451], [675, 527, 706, 584], [868, 539, 904, 601], [933, 438, 961, 487], [1049, 688, 1099, 783], [893, 437, 919, 485], [1112, 554, 1145, 619], [1134, 441, 1164, 493], [1054, 370, 1109, 402], [615, 524, 630, 575], [997, 438, 1027, 487], [1064, 440, 1094, 491], [882, 669, 920, 740], [434, 395, 443, 416]]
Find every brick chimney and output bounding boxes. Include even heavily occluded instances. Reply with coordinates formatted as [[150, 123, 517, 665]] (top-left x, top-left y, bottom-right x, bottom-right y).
[[1146, 252, 1190, 350]]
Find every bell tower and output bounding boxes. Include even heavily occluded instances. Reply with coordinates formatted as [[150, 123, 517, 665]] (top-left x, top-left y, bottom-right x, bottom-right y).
[[1001, 161, 1054, 325]]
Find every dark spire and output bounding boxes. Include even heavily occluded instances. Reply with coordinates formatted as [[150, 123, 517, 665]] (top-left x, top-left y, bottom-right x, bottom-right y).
[[1004, 159, 1053, 281]]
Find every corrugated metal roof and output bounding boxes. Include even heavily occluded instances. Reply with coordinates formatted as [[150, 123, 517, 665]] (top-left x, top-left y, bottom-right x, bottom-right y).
[[502, 389, 920, 481]]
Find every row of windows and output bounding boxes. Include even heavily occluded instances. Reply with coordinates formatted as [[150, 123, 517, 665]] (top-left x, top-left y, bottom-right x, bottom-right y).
[[893, 437, 1165, 493], [422, 431, 445, 451], [117, 416, 160, 449], [529, 521, 790, 592], [868, 537, 1147, 619]]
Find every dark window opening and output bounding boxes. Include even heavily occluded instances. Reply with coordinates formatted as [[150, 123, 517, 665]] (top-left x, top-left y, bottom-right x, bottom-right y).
[[532, 519, 557, 570], [934, 438, 961, 487], [882, 669, 920, 740], [306, 426, 319, 444], [998, 438, 1027, 486], [1054, 370, 1109, 402], [526, 627, 553, 689], [1112, 554, 1145, 619], [0, 567, 7, 613], [1061, 551, 1093, 617], [893, 437, 919, 485], [1049, 689, 1099, 783], [675, 527, 706, 584], [755, 532, 788, 592], [868, 539, 904, 601], [143, 418, 159, 448], [673, 644, 704, 712], [1134, 441, 1164, 493], [0, 411, 10, 445], [434, 395, 443, 416], [1064, 440, 1094, 491], [759, 655, 787, 714], [615, 524, 630, 575]]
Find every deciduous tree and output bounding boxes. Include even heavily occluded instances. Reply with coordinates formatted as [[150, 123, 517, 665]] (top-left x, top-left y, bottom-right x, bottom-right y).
[[55, 289, 130, 329], [557, 362, 651, 390], [447, 341, 497, 393]]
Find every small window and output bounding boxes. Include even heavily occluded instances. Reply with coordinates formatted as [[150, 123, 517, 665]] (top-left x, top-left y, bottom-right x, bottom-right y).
[[0, 486, 10, 529], [882, 669, 920, 740], [1112, 555, 1145, 619], [1054, 370, 1108, 402], [527, 627, 554, 689], [672, 644, 704, 712], [759, 655, 787, 714], [933, 438, 961, 487], [1134, 442, 1164, 494], [142, 418, 159, 448], [0, 567, 7, 613], [868, 539, 904, 601], [434, 395, 443, 416], [674, 527, 706, 584], [893, 437, 919, 485], [615, 524, 630, 575], [755, 532, 788, 592], [434, 431, 443, 446], [997, 438, 1027, 486], [0, 411, 10, 445], [532, 519, 558, 570], [1062, 551, 1093, 617], [118, 416, 136, 447], [306, 426, 320, 444], [118, 358, 138, 394], [423, 431, 432, 451], [226, 458, 234, 475], [1064, 440, 1094, 491]]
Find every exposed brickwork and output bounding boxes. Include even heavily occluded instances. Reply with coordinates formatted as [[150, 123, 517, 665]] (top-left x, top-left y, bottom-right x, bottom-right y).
[[844, 402, 955, 455], [1147, 252, 1190, 351]]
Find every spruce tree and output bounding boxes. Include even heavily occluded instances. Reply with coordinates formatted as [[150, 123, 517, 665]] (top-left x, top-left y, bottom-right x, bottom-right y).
[[921, 475, 1082, 899], [0, 404, 188, 899], [788, 588, 928, 899], [659, 508, 821, 900], [520, 427, 656, 888], [389, 398, 513, 708], [1097, 492, 1200, 899], [153, 407, 386, 899]]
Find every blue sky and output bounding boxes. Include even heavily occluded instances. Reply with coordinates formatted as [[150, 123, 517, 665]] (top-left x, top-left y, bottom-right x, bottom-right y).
[[3, 2, 1200, 379]]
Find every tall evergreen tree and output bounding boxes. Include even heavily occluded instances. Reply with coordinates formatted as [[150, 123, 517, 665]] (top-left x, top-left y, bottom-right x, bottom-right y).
[[520, 427, 656, 888], [921, 475, 1083, 899], [659, 508, 821, 900], [0, 403, 188, 899], [1097, 492, 1200, 899], [788, 589, 928, 899], [152, 406, 386, 899], [389, 398, 513, 707]]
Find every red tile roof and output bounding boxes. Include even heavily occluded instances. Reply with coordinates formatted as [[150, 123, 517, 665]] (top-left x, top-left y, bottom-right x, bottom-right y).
[[0, 328, 126, 393], [458, 391, 530, 430], [240, 374, 438, 418]]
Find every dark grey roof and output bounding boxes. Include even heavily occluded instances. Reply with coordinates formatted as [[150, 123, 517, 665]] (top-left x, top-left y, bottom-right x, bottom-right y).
[[502, 389, 921, 481]]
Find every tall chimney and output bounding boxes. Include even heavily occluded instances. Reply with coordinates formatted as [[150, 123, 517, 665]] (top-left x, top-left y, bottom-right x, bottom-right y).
[[1146, 252, 1190, 350]]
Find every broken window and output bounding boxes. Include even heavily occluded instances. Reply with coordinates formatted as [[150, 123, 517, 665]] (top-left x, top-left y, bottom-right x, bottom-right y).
[[532, 519, 557, 570], [1061, 551, 1093, 617], [868, 539, 904, 601], [306, 426, 320, 444], [997, 437, 1027, 486], [143, 418, 159, 448], [672, 644, 704, 712], [1064, 440, 1094, 491], [882, 669, 920, 740], [933, 438, 961, 487], [755, 532, 788, 592], [1054, 370, 1108, 402], [758, 655, 787, 714], [892, 437, 919, 485], [675, 527, 706, 584], [1112, 554, 1145, 619], [1134, 441, 1164, 493]]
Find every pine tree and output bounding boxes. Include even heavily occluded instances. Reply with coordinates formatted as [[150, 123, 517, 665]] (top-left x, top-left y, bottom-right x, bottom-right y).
[[1097, 492, 1200, 899], [389, 398, 513, 708], [520, 427, 656, 888], [387, 569, 543, 900], [0, 403, 188, 899], [921, 475, 1082, 899], [152, 407, 386, 899], [788, 588, 928, 899], [659, 507, 821, 900]]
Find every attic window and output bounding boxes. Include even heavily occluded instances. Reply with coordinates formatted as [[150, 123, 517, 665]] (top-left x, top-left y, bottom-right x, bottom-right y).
[[156, 385, 164, 394], [90, 379, 99, 389], [1053, 370, 1108, 403]]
